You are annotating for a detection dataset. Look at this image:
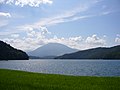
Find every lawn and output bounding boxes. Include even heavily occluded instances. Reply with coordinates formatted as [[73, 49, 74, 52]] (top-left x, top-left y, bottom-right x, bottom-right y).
[[0, 69, 120, 90]]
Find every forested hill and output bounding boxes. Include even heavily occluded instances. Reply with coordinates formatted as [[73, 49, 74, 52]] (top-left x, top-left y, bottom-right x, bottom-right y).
[[0, 41, 29, 60], [55, 45, 120, 59]]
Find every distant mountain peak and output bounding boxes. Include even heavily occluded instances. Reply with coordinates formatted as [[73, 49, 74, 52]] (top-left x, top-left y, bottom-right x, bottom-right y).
[[28, 43, 78, 58]]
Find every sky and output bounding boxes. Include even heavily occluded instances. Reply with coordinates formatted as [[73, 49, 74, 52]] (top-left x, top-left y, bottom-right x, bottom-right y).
[[0, 0, 120, 51]]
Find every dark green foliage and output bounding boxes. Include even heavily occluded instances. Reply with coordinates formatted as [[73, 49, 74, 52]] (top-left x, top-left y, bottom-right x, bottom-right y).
[[55, 45, 120, 59], [0, 41, 29, 60], [0, 69, 120, 90]]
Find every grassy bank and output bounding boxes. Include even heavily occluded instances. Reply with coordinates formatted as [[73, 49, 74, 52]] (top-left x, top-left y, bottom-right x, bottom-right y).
[[0, 69, 120, 90]]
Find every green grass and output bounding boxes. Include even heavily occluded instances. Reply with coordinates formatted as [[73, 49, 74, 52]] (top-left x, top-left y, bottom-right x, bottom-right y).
[[0, 69, 120, 90]]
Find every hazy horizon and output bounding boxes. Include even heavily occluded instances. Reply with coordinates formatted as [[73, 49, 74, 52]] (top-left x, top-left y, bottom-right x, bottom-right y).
[[0, 0, 120, 51]]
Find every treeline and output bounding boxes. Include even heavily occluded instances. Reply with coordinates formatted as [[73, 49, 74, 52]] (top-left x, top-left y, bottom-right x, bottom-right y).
[[0, 41, 29, 60], [55, 45, 120, 59]]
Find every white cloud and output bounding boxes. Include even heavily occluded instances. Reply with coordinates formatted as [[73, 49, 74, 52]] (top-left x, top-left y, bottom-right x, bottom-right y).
[[34, 4, 93, 27], [11, 34, 19, 38], [40, 26, 51, 35], [0, 0, 53, 7], [85, 35, 106, 46], [0, 12, 11, 18], [45, 36, 82, 50], [14, 3, 94, 32], [116, 34, 120, 37], [0, 12, 11, 28], [100, 10, 115, 16], [1, 26, 51, 51], [115, 34, 120, 44], [69, 36, 83, 42], [47, 35, 106, 50], [0, 0, 109, 51], [0, 20, 9, 27], [115, 38, 120, 43], [1, 33, 107, 51], [15, 0, 109, 31], [0, 0, 109, 36]]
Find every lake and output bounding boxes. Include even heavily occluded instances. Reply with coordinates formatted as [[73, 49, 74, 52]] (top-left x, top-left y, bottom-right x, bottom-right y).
[[0, 59, 120, 76]]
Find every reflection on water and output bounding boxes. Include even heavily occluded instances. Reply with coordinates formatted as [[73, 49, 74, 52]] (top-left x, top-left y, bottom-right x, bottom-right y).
[[0, 59, 120, 76]]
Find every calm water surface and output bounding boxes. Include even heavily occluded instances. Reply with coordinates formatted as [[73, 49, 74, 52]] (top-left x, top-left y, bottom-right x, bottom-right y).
[[0, 59, 120, 76]]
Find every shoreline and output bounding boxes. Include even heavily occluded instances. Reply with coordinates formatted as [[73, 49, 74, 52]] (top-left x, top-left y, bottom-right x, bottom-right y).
[[0, 68, 120, 77]]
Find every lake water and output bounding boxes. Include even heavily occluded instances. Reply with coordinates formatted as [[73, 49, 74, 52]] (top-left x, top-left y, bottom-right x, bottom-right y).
[[0, 59, 120, 76]]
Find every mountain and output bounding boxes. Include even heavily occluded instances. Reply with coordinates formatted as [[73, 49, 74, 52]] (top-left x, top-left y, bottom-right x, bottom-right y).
[[0, 41, 29, 60], [28, 43, 77, 58], [55, 45, 120, 59]]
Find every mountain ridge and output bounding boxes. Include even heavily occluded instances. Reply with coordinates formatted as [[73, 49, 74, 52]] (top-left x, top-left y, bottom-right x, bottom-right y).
[[55, 45, 120, 59]]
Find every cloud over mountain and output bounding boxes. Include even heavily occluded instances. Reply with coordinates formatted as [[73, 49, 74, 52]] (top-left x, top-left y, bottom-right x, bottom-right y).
[[85, 35, 106, 46], [115, 34, 120, 44], [1, 32, 107, 52]]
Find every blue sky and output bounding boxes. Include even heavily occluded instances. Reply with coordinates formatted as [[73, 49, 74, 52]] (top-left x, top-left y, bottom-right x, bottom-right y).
[[0, 0, 120, 51]]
